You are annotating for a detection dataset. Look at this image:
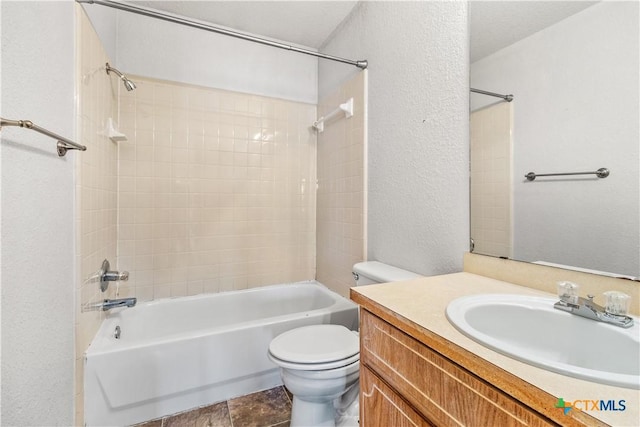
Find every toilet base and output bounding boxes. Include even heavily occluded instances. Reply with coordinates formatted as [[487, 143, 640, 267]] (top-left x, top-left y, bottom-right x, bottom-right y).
[[335, 382, 359, 427], [289, 381, 359, 427], [291, 396, 336, 427]]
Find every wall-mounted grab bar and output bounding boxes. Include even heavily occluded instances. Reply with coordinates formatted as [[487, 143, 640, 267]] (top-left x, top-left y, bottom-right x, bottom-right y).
[[525, 167, 610, 181], [0, 117, 86, 157], [312, 98, 353, 133]]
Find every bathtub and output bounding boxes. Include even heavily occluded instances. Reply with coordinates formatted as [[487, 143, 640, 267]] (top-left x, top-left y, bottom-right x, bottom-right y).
[[84, 281, 358, 426]]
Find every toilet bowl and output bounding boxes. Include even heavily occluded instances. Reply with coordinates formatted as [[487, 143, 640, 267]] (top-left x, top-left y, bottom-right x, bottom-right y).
[[268, 324, 360, 427], [268, 262, 422, 427]]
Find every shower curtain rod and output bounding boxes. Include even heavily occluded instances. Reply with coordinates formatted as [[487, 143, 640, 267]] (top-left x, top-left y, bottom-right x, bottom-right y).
[[77, 0, 368, 70], [471, 88, 513, 102]]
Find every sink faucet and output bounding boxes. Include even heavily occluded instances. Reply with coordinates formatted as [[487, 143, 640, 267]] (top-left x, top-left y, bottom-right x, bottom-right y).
[[85, 298, 137, 312], [554, 282, 633, 328]]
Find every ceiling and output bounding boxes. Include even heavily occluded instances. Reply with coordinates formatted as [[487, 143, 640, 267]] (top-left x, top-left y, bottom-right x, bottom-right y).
[[129, 1, 599, 60], [470, 1, 598, 62], [130, 1, 359, 49]]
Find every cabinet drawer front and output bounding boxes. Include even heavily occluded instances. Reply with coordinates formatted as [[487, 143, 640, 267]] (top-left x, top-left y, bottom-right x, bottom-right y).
[[361, 310, 555, 427], [361, 366, 435, 427]]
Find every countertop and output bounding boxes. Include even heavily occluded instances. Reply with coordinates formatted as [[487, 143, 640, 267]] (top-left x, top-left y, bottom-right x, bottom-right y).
[[350, 272, 639, 427]]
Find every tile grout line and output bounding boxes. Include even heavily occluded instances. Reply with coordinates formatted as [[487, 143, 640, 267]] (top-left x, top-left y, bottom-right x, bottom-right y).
[[280, 385, 293, 426], [226, 398, 234, 427], [282, 385, 292, 405]]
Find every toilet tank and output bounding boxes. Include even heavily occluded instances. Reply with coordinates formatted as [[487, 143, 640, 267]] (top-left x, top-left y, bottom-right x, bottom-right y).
[[352, 261, 422, 286]]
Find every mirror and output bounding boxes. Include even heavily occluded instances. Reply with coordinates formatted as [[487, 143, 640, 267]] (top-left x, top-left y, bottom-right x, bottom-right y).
[[469, 1, 639, 279]]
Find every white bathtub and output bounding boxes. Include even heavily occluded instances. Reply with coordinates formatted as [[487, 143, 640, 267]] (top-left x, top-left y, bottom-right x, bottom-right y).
[[84, 281, 358, 426]]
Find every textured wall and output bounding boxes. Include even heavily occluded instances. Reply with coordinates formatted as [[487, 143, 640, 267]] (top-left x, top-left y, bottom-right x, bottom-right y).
[[471, 1, 640, 277], [319, 2, 470, 276], [1, 1, 75, 424]]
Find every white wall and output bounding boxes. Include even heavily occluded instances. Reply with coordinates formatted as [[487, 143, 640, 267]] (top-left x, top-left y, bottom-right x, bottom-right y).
[[471, 1, 640, 276], [81, 1, 117, 61], [319, 2, 469, 276], [1, 1, 76, 424], [80, 3, 319, 104]]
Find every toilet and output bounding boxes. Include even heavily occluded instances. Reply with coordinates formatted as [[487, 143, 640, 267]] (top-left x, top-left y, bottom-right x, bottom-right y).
[[268, 261, 422, 427]]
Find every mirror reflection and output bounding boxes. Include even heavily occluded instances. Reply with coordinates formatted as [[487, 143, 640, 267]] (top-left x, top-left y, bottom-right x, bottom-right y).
[[469, 1, 639, 279]]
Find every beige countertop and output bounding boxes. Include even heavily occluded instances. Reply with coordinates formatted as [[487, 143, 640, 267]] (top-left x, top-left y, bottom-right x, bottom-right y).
[[351, 272, 639, 427]]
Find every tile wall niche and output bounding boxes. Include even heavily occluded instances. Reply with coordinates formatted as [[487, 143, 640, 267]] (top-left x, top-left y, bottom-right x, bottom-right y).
[[115, 77, 317, 301], [75, 5, 119, 424], [316, 71, 367, 297]]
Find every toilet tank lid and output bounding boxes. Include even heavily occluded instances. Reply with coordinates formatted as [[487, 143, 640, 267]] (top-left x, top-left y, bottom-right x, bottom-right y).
[[353, 261, 422, 283]]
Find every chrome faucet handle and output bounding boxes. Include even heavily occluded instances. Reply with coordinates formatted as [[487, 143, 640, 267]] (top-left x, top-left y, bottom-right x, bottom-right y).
[[103, 270, 129, 281], [99, 259, 129, 292]]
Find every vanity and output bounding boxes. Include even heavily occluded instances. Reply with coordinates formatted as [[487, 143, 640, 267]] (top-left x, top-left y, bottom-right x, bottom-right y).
[[350, 257, 639, 427]]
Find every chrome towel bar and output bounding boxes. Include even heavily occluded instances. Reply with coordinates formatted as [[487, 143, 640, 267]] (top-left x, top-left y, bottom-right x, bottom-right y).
[[0, 117, 86, 157], [525, 167, 610, 181]]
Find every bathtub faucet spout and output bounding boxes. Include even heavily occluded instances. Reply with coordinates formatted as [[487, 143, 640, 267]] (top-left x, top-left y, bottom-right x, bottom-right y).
[[86, 298, 137, 312]]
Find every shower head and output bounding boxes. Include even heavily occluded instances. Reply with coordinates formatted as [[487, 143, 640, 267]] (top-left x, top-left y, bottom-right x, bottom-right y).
[[123, 78, 137, 92], [105, 62, 137, 91]]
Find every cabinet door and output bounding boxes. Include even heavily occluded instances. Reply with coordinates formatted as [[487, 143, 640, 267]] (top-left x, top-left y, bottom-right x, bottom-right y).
[[361, 310, 557, 427], [361, 366, 435, 427]]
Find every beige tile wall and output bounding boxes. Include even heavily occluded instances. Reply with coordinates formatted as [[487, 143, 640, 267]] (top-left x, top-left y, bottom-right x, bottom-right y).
[[74, 5, 119, 424], [470, 102, 513, 258], [115, 77, 317, 301], [316, 71, 367, 297]]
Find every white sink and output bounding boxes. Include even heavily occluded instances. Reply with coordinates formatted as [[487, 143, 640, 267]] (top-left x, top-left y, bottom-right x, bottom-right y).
[[446, 294, 640, 389]]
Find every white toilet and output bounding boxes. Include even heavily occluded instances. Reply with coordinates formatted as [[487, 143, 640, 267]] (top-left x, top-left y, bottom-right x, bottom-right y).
[[268, 261, 422, 427]]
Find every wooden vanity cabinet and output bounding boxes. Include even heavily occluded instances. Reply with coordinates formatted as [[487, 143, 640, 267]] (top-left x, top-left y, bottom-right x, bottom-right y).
[[361, 364, 436, 427], [359, 308, 558, 427]]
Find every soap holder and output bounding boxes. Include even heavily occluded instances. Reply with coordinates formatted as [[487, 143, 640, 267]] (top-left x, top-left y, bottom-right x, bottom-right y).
[[104, 118, 127, 142]]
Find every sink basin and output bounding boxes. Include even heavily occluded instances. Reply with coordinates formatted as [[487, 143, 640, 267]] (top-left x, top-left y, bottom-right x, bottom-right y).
[[446, 294, 640, 389]]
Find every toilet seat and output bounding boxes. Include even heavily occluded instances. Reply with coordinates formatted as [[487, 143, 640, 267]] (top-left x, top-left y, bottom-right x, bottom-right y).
[[269, 351, 360, 371], [269, 324, 359, 370]]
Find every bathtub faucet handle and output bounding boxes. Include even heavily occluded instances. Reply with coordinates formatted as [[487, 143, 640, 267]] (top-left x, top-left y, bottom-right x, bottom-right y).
[[99, 259, 129, 292], [104, 270, 129, 281]]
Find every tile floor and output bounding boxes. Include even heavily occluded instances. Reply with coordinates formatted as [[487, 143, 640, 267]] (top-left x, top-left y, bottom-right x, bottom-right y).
[[132, 386, 292, 427]]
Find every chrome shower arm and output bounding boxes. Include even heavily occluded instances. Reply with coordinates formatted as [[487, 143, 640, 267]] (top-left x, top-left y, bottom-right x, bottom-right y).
[[105, 63, 137, 91], [105, 62, 125, 79]]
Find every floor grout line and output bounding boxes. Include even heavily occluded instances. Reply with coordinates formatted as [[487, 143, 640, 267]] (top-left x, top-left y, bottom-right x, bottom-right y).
[[226, 398, 234, 427]]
